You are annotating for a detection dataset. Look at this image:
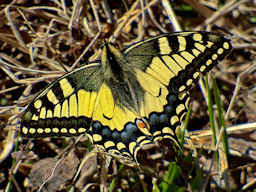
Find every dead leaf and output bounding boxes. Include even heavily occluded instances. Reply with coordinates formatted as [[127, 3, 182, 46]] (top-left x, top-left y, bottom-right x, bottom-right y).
[[29, 150, 79, 191]]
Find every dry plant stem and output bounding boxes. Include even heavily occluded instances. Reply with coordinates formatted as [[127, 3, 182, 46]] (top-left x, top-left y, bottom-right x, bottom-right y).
[[0, 33, 28, 54], [82, 183, 97, 192], [9, 174, 22, 192], [37, 53, 68, 71], [0, 53, 64, 74], [0, 65, 29, 85], [25, 6, 69, 25], [5, 5, 26, 47], [202, 0, 249, 27], [50, 0, 62, 8], [147, 2, 168, 33], [0, 107, 16, 115], [213, 126, 229, 171], [0, 56, 57, 74], [60, 0, 68, 17], [190, 121, 256, 139], [111, 0, 140, 42], [69, 0, 82, 30], [162, 0, 181, 32], [33, 18, 61, 69], [225, 62, 256, 120], [232, 43, 256, 49], [73, 151, 94, 182], [242, 177, 256, 190], [11, 154, 22, 176], [28, 45, 38, 69], [55, 135, 84, 159], [110, 0, 159, 42], [82, 16, 95, 37], [26, 5, 65, 14], [70, 37, 101, 70], [230, 28, 254, 43], [127, 18, 145, 43], [0, 86, 24, 95], [183, 0, 213, 18], [0, 118, 17, 164], [72, 135, 97, 186], [199, 74, 209, 105], [101, 0, 113, 23], [213, 113, 229, 178], [0, 61, 62, 85], [71, 0, 102, 70], [1, 86, 32, 166], [239, 4, 256, 12], [90, 0, 101, 29], [46, 19, 58, 35], [2, 86, 35, 191], [16, 8, 36, 34], [201, 152, 215, 192], [100, 159, 108, 192], [140, 0, 146, 27], [137, 20, 145, 42], [20, 84, 33, 105]]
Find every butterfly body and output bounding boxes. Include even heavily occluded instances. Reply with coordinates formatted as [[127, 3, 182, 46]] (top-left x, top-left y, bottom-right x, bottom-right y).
[[21, 32, 232, 161]]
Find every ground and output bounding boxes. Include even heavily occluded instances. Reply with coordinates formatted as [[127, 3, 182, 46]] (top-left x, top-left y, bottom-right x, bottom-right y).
[[0, 0, 256, 191]]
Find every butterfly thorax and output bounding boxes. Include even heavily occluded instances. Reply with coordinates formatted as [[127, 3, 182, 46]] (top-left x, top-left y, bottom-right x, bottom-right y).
[[101, 43, 144, 113], [101, 43, 130, 81]]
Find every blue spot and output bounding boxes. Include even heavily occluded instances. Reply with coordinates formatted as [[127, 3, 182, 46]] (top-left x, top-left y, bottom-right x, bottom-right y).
[[149, 113, 159, 126], [125, 123, 137, 133], [159, 114, 168, 123], [165, 105, 174, 114], [92, 121, 101, 133], [112, 130, 120, 142], [102, 128, 111, 138], [121, 131, 129, 143], [168, 95, 177, 105]]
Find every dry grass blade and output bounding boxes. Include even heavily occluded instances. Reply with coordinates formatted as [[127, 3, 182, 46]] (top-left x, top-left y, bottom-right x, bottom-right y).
[[226, 62, 256, 120], [162, 0, 181, 31]]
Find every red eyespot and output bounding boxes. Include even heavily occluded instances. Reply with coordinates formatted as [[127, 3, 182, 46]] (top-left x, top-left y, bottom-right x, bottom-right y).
[[136, 119, 148, 129], [136, 119, 151, 136]]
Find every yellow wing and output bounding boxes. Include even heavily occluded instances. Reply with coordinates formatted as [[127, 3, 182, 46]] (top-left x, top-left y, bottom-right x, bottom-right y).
[[21, 31, 232, 162], [21, 62, 102, 137]]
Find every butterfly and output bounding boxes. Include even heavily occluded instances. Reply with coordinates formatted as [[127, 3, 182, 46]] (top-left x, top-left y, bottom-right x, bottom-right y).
[[20, 31, 232, 163]]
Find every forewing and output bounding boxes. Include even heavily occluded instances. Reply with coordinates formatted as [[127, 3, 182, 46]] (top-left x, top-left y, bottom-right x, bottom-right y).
[[21, 62, 103, 138], [123, 31, 232, 142], [124, 31, 232, 93]]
